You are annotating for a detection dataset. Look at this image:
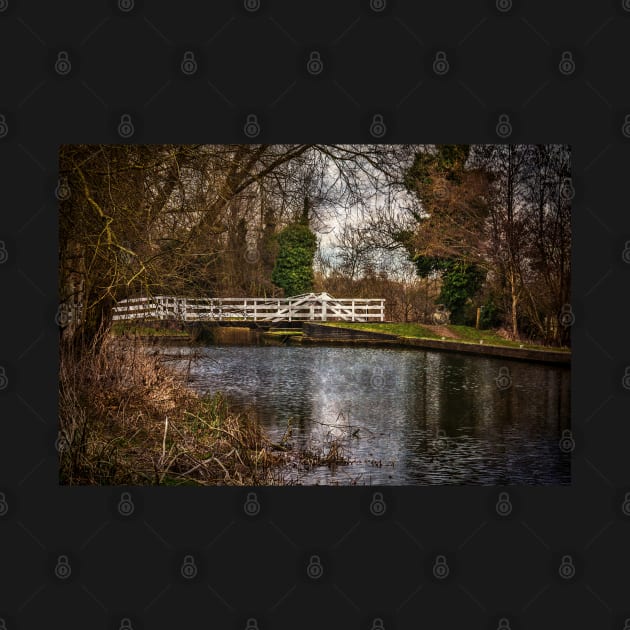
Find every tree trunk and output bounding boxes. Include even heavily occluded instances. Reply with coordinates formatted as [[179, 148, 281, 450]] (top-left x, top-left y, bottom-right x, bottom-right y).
[[59, 239, 86, 345], [509, 271, 519, 339]]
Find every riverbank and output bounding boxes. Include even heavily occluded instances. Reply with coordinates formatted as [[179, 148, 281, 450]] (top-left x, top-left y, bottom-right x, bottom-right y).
[[58, 332, 288, 485], [110, 320, 570, 364], [59, 330, 354, 485], [300, 323, 570, 365]]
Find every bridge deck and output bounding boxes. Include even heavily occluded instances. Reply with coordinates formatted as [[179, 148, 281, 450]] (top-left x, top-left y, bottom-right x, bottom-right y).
[[111, 292, 385, 323]]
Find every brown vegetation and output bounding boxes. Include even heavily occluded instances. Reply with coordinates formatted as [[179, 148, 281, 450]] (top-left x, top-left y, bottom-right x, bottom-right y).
[[58, 329, 290, 485]]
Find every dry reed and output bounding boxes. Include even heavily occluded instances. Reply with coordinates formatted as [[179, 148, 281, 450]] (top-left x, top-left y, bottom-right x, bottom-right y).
[[58, 328, 289, 485]]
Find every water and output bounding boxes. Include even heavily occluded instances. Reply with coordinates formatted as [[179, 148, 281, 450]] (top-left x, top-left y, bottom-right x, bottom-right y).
[[167, 345, 571, 486]]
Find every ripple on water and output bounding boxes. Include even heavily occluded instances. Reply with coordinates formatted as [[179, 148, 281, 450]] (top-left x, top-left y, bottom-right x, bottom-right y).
[[162, 345, 570, 486]]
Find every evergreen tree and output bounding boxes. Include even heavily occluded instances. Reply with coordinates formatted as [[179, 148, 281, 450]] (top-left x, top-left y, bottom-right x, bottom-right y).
[[401, 145, 490, 324], [271, 222, 317, 296]]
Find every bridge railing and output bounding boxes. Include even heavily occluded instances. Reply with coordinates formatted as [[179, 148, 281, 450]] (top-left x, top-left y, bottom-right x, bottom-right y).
[[112, 295, 385, 323]]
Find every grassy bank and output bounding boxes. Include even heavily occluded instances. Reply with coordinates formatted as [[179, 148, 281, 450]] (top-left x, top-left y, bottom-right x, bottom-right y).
[[322, 322, 570, 352], [325, 322, 441, 339]]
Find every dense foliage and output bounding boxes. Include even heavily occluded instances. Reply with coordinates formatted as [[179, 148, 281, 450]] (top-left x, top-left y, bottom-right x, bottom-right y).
[[401, 145, 488, 325], [58, 143, 570, 347], [401, 144, 571, 344], [412, 256, 485, 324], [271, 223, 317, 296]]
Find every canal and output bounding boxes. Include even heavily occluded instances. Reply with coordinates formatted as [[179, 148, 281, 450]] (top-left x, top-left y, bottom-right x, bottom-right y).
[[167, 344, 570, 485]]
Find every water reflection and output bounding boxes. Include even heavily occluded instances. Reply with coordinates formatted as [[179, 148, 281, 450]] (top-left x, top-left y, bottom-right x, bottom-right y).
[[166, 345, 570, 485]]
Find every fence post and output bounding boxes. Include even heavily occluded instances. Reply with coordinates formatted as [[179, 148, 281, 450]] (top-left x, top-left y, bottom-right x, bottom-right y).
[[322, 298, 327, 322], [288, 299, 292, 322], [253, 300, 257, 321], [380, 300, 384, 321], [352, 299, 355, 322], [244, 299, 247, 320]]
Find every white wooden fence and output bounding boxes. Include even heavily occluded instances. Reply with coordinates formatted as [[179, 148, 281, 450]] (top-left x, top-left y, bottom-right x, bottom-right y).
[[112, 292, 385, 323]]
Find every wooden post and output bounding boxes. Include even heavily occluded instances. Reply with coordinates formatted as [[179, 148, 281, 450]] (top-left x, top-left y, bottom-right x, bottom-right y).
[[253, 300, 257, 321], [352, 300, 355, 322], [380, 300, 384, 321], [322, 298, 327, 322], [476, 306, 481, 329], [289, 299, 292, 322]]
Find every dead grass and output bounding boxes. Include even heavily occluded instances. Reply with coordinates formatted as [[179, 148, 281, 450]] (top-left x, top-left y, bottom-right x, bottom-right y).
[[58, 328, 289, 485]]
